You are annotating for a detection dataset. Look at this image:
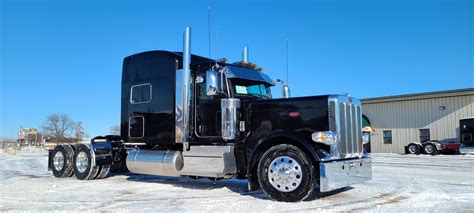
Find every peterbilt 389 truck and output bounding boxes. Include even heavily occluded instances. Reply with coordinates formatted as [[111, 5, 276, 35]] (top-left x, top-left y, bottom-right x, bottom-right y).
[[48, 27, 372, 202]]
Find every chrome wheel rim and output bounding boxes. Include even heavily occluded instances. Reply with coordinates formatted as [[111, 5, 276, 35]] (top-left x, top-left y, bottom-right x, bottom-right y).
[[75, 151, 89, 173], [53, 152, 64, 171], [409, 145, 417, 153], [268, 156, 302, 192], [425, 145, 433, 153]]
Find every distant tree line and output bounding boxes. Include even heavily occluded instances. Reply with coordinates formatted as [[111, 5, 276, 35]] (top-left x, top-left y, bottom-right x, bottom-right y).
[[109, 125, 120, 135], [42, 113, 87, 142]]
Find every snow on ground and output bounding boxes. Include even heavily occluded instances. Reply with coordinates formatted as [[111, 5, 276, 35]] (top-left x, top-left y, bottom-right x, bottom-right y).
[[1, 148, 473, 212]]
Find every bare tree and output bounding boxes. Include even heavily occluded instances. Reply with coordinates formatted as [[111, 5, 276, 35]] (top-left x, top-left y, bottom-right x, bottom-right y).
[[74, 121, 86, 141], [42, 114, 75, 142], [109, 125, 120, 135]]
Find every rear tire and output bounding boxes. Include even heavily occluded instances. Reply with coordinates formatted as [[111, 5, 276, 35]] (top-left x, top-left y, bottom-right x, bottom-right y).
[[257, 144, 315, 202], [51, 144, 74, 178], [73, 144, 100, 180], [423, 143, 438, 155], [407, 144, 421, 154], [95, 165, 111, 179]]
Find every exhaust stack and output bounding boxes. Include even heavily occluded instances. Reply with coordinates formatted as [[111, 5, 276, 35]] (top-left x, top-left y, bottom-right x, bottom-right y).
[[176, 27, 192, 149], [183, 27, 191, 75], [242, 46, 249, 63], [282, 84, 291, 98]]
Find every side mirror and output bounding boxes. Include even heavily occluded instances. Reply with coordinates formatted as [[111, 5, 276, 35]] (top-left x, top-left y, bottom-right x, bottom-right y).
[[273, 79, 291, 98], [206, 70, 221, 96]]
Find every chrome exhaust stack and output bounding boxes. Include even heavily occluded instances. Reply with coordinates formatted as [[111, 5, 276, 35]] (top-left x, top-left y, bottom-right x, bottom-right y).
[[282, 84, 291, 98], [175, 27, 192, 149], [242, 46, 249, 63]]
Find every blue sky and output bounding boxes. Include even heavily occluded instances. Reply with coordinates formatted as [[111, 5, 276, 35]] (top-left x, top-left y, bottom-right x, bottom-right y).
[[1, 0, 473, 139]]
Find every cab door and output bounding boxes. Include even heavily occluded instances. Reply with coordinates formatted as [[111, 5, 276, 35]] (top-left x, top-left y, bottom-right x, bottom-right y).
[[194, 73, 222, 137]]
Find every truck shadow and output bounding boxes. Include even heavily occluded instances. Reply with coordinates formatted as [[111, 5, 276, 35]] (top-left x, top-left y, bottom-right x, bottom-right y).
[[124, 173, 353, 201]]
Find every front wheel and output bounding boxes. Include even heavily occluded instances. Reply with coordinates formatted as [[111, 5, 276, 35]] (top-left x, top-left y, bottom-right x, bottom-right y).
[[257, 144, 316, 202]]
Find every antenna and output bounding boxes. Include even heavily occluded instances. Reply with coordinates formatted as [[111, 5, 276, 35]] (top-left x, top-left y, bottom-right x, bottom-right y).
[[286, 38, 289, 85], [208, 6, 212, 60], [215, 30, 218, 62]]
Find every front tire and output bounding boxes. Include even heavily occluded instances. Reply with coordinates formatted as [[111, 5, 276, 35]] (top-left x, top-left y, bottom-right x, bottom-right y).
[[257, 144, 316, 202], [51, 144, 74, 178], [73, 144, 100, 180]]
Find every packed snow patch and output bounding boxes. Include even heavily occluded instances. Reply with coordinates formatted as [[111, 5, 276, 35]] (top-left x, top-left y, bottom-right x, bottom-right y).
[[1, 149, 473, 212]]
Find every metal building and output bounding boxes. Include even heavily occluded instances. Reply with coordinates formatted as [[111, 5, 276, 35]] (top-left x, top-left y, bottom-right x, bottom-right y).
[[361, 88, 474, 153]]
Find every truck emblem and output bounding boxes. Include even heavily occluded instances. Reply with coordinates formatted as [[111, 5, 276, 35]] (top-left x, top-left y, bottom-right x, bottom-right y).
[[289, 112, 300, 118]]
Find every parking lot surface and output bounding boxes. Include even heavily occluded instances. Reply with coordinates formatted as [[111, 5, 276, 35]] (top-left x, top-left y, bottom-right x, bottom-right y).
[[1, 148, 473, 212]]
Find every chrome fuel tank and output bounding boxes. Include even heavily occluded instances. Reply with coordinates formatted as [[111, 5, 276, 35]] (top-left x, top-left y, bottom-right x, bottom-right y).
[[126, 149, 183, 177]]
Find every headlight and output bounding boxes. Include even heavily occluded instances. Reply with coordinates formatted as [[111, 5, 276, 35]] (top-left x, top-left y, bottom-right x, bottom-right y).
[[312, 131, 337, 145], [362, 132, 370, 144]]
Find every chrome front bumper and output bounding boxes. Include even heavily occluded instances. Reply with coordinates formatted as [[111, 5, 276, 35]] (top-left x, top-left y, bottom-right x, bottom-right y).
[[319, 157, 372, 192]]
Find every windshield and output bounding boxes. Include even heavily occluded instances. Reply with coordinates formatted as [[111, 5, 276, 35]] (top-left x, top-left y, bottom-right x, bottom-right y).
[[233, 82, 272, 99]]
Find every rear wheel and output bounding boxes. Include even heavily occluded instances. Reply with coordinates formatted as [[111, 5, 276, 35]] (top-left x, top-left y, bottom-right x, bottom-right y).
[[73, 144, 100, 180], [424, 143, 438, 155], [257, 144, 315, 202], [51, 144, 74, 178], [407, 144, 421, 154], [95, 165, 111, 179]]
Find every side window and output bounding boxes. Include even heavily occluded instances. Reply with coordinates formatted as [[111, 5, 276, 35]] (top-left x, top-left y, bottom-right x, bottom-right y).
[[261, 84, 272, 98], [129, 116, 144, 138], [383, 130, 392, 144], [419, 129, 430, 142], [197, 75, 213, 100], [130, 83, 152, 104]]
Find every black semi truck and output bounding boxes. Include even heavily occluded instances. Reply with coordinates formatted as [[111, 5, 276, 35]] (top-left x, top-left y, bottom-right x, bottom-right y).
[[460, 117, 474, 154], [48, 27, 372, 202]]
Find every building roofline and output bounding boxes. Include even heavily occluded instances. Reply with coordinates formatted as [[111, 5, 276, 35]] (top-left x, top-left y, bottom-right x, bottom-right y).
[[362, 88, 474, 104]]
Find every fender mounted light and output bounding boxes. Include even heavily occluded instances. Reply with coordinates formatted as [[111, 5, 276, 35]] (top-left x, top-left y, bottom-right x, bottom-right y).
[[312, 131, 337, 145]]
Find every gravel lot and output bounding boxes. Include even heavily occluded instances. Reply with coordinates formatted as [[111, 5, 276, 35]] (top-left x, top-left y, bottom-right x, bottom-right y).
[[1, 148, 473, 212]]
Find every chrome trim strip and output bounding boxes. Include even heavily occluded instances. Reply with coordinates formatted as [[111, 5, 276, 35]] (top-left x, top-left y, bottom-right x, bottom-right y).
[[344, 103, 349, 157], [356, 106, 364, 155], [328, 96, 341, 159]]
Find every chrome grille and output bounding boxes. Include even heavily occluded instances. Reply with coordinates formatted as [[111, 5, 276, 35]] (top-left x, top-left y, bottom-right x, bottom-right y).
[[329, 96, 363, 159]]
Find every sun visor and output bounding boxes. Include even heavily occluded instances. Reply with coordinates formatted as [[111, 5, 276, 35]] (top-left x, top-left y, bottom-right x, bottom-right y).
[[223, 65, 274, 86]]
